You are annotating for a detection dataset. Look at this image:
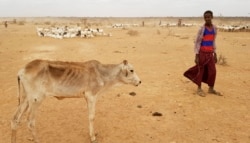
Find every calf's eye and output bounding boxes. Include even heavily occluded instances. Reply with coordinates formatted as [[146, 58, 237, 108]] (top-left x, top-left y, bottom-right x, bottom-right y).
[[130, 70, 134, 73]]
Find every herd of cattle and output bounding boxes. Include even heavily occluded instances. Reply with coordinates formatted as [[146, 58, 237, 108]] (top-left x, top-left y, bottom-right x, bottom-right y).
[[36, 23, 250, 39], [159, 23, 196, 27], [112, 23, 140, 28], [217, 25, 250, 32], [36, 26, 112, 39], [159, 23, 250, 32]]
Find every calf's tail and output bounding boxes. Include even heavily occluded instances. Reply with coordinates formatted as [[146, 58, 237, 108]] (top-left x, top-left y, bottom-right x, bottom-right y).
[[17, 76, 21, 106]]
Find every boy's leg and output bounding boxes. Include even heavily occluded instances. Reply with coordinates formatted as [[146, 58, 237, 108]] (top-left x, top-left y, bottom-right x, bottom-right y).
[[197, 85, 206, 97], [207, 54, 222, 96]]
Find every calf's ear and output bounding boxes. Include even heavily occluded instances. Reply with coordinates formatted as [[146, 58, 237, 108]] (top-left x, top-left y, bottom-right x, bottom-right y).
[[123, 60, 128, 65]]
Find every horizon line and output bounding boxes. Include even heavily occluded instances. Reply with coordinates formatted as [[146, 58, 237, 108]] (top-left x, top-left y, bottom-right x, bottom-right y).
[[1, 16, 250, 18]]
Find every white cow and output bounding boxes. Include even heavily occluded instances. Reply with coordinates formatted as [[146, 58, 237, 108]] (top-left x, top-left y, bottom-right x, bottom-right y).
[[112, 24, 124, 28], [11, 59, 141, 143]]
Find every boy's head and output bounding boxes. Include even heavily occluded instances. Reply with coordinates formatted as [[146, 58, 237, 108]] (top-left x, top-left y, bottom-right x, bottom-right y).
[[203, 10, 213, 25], [204, 10, 213, 17]]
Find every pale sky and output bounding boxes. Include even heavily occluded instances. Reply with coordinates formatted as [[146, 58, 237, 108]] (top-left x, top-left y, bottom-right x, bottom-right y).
[[0, 0, 249, 17]]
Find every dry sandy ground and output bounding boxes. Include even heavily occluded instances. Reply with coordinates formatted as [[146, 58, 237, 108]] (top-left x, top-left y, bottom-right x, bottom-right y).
[[0, 18, 250, 143]]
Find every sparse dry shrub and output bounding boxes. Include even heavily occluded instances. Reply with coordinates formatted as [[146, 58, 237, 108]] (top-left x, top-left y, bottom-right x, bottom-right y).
[[81, 18, 87, 26], [218, 54, 228, 66], [122, 27, 128, 30], [157, 29, 161, 35], [87, 23, 92, 27], [44, 21, 51, 25], [127, 30, 139, 36], [51, 23, 56, 27], [180, 36, 189, 39], [91, 23, 102, 27], [13, 19, 17, 24], [76, 23, 81, 26], [167, 28, 175, 36], [17, 21, 25, 25]]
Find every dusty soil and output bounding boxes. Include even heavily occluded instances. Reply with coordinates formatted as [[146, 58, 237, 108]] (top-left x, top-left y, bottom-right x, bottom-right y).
[[0, 17, 250, 143]]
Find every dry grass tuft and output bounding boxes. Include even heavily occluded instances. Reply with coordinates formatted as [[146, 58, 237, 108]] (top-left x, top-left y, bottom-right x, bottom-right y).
[[44, 21, 51, 25], [127, 30, 139, 36], [180, 36, 189, 39], [157, 29, 161, 35], [218, 54, 228, 66], [167, 28, 175, 36], [17, 21, 25, 25]]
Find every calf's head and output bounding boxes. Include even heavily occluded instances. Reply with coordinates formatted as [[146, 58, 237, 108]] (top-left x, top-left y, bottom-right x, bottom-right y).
[[119, 60, 141, 86]]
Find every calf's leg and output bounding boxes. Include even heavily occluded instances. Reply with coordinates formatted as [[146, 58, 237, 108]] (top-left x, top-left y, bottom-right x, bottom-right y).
[[11, 98, 29, 143], [26, 94, 44, 143], [85, 91, 97, 143]]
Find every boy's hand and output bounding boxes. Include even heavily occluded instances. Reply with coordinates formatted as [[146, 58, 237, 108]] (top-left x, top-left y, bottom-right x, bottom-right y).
[[214, 53, 217, 63], [195, 54, 199, 64]]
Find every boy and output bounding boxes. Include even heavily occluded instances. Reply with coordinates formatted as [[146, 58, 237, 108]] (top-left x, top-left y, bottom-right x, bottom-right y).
[[184, 10, 222, 97]]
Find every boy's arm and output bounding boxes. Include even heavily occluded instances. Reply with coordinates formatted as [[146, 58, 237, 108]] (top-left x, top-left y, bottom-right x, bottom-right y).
[[194, 26, 204, 64], [213, 25, 218, 63], [194, 27, 203, 54]]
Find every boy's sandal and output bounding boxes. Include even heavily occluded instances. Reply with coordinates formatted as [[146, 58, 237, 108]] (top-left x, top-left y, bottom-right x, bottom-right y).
[[208, 89, 223, 96], [197, 89, 206, 97]]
